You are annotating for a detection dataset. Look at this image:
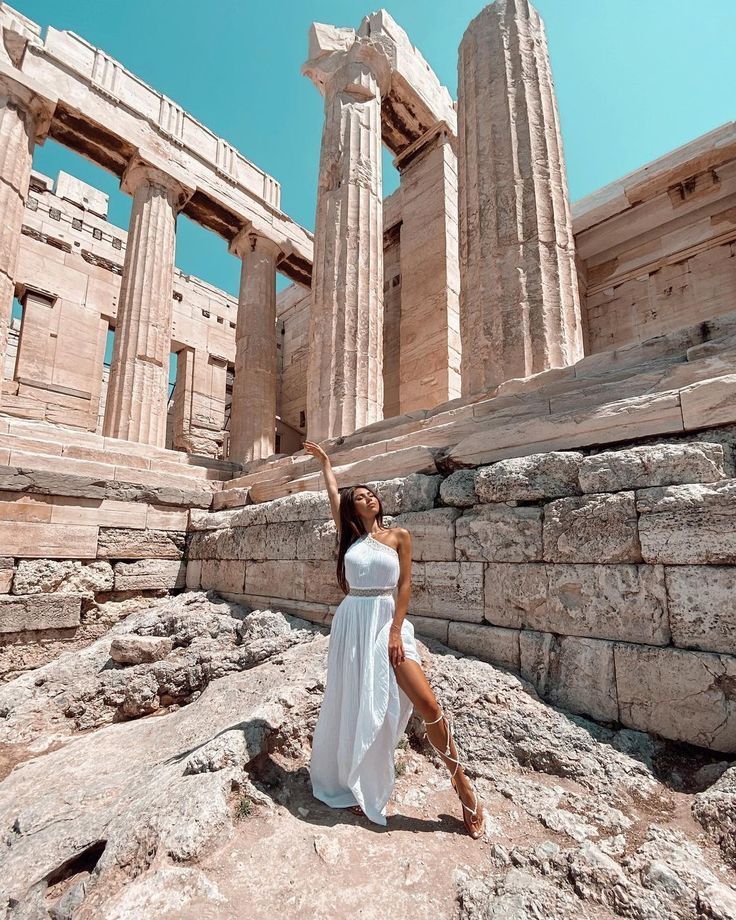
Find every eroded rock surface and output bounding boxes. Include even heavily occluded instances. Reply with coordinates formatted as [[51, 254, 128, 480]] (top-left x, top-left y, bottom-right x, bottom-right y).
[[0, 592, 734, 919]]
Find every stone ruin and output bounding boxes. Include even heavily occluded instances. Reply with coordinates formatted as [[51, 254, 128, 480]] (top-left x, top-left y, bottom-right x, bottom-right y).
[[0, 0, 735, 759]]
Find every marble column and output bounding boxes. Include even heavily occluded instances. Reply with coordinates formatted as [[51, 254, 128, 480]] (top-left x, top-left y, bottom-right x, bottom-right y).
[[0, 93, 38, 407], [103, 159, 191, 446], [228, 227, 281, 463], [395, 122, 462, 413], [458, 0, 583, 396], [303, 29, 390, 441]]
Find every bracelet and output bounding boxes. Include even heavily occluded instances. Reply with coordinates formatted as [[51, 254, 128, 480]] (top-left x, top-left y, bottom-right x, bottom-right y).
[[389, 624, 402, 632]]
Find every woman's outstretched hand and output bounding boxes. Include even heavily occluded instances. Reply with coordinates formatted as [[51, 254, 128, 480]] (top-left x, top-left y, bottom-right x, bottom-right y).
[[388, 626, 406, 667], [303, 440, 329, 466]]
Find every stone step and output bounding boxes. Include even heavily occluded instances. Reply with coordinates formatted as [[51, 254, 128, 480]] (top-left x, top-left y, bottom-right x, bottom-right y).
[[0, 448, 222, 495], [0, 416, 238, 479]]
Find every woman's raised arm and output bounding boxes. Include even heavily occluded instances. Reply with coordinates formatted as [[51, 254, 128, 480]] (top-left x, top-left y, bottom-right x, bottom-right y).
[[303, 440, 341, 531]]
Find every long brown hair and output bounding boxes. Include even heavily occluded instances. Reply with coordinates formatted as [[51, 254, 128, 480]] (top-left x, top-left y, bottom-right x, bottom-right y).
[[336, 484, 386, 594]]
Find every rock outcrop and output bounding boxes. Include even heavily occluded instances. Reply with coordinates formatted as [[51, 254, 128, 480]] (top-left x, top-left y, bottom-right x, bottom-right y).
[[0, 592, 734, 918]]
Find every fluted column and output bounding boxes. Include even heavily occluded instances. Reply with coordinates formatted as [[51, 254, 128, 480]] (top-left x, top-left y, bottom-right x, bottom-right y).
[[0, 93, 38, 406], [228, 227, 281, 463], [458, 0, 583, 396], [303, 28, 390, 441], [103, 158, 191, 445]]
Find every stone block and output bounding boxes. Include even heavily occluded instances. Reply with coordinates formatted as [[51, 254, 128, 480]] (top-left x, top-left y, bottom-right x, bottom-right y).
[[200, 559, 245, 595], [304, 561, 345, 605], [0, 521, 99, 558], [212, 487, 250, 511], [97, 528, 186, 560], [145, 506, 189, 530], [475, 452, 583, 502], [543, 492, 641, 563], [0, 594, 81, 633], [296, 519, 338, 561], [392, 508, 460, 561], [186, 559, 202, 591], [109, 635, 173, 665], [410, 614, 449, 644], [264, 492, 332, 523], [11, 559, 114, 596], [448, 621, 520, 671], [113, 560, 186, 591], [681, 374, 736, 430], [410, 561, 484, 622], [245, 560, 306, 601], [450, 391, 684, 467], [520, 631, 619, 723], [0, 466, 213, 509], [0, 557, 13, 594], [483, 562, 547, 629], [484, 562, 670, 645], [637, 480, 736, 564], [614, 643, 736, 752], [456, 504, 543, 562], [366, 473, 441, 515], [439, 470, 477, 507], [579, 442, 727, 493], [666, 565, 736, 655]]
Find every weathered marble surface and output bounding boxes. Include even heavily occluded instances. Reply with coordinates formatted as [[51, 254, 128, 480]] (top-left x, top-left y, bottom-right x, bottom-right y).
[[475, 452, 583, 503], [578, 443, 727, 493], [458, 0, 583, 394], [637, 479, 736, 564]]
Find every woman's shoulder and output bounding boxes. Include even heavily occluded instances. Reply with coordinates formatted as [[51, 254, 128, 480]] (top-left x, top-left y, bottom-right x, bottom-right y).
[[384, 525, 411, 550]]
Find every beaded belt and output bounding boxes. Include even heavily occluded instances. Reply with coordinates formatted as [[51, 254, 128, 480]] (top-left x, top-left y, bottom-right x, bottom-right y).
[[348, 586, 395, 597]]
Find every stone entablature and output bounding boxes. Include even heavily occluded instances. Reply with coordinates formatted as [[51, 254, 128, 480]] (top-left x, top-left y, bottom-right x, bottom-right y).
[[0, 4, 312, 282]]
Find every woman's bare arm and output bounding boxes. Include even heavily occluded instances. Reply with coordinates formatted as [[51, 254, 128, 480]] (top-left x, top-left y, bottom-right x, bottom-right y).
[[303, 440, 340, 531], [391, 528, 413, 634]]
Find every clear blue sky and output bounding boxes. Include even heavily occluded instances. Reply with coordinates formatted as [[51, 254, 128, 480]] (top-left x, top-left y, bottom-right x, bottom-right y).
[[20, 0, 736, 301]]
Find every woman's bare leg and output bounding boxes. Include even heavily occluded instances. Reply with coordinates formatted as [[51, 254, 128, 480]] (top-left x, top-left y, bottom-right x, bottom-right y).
[[392, 658, 483, 835]]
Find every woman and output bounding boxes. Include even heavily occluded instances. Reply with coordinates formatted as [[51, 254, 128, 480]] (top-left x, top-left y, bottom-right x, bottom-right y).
[[304, 439, 484, 839]]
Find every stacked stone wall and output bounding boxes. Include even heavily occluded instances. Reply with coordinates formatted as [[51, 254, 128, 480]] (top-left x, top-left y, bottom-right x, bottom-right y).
[[188, 429, 736, 753], [0, 473, 196, 677]]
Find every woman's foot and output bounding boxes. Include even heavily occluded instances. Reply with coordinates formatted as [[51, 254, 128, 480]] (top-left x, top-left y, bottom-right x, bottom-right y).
[[425, 711, 485, 840], [451, 770, 485, 839]]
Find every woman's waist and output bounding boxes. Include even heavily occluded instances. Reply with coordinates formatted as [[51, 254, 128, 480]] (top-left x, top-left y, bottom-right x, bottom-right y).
[[346, 585, 397, 597]]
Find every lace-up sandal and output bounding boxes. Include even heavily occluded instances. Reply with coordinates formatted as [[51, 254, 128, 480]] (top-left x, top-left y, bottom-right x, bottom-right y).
[[425, 710, 485, 839]]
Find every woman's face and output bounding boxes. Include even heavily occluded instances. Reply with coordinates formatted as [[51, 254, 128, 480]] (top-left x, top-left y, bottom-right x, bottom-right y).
[[353, 488, 379, 516]]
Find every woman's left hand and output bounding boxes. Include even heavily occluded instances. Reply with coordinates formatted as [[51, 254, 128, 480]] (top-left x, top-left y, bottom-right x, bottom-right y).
[[388, 628, 405, 667]]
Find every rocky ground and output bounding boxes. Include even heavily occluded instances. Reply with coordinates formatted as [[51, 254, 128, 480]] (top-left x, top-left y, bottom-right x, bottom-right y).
[[0, 592, 735, 919]]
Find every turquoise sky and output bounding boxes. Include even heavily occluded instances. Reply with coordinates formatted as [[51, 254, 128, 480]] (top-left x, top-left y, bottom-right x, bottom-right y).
[[21, 0, 736, 300]]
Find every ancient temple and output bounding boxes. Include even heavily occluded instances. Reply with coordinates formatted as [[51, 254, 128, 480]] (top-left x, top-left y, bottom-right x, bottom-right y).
[[0, 1, 735, 754]]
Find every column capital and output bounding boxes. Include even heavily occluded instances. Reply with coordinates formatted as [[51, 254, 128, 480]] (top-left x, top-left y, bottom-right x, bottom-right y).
[[0, 72, 56, 142], [393, 120, 456, 173], [302, 25, 391, 99], [228, 222, 284, 261], [121, 155, 193, 211]]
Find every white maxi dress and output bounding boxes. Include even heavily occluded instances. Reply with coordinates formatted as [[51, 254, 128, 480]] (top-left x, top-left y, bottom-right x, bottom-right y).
[[309, 531, 421, 826]]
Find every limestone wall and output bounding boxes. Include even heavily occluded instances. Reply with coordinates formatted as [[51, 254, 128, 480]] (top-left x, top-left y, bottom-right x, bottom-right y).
[[0, 414, 231, 678], [187, 431, 736, 753]]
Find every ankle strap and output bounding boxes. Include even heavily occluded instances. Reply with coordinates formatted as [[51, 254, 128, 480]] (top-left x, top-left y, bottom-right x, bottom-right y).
[[424, 710, 445, 725]]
